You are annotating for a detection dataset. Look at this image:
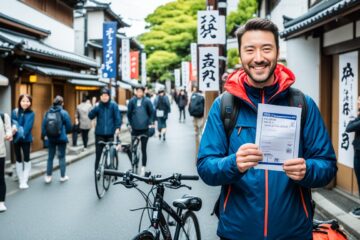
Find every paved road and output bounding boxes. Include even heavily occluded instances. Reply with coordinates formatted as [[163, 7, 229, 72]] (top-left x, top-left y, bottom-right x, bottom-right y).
[[0, 103, 220, 240]]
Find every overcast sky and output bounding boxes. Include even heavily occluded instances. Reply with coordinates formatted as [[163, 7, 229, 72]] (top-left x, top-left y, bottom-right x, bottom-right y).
[[102, 0, 175, 37]]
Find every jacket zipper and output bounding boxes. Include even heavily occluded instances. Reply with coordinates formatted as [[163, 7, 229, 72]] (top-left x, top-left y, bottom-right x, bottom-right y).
[[223, 185, 232, 212], [299, 187, 309, 218], [261, 89, 269, 238]]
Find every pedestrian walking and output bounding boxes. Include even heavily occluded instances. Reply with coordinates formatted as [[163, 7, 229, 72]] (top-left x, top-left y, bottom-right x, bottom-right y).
[[75, 95, 92, 150], [154, 89, 171, 141], [41, 96, 72, 183], [88, 87, 121, 171], [197, 18, 337, 239], [188, 87, 205, 140], [345, 95, 360, 219], [127, 85, 154, 176], [176, 89, 188, 123], [11, 94, 35, 189], [0, 111, 12, 212]]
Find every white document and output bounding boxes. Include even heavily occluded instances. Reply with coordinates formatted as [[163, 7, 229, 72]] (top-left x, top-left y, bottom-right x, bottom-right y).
[[255, 104, 301, 171]]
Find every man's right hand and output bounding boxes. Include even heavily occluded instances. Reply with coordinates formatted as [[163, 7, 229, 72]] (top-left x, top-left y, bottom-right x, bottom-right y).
[[236, 143, 263, 173]]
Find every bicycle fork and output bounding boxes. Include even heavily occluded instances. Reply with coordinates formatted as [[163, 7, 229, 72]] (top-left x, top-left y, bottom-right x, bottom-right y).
[[151, 185, 172, 240]]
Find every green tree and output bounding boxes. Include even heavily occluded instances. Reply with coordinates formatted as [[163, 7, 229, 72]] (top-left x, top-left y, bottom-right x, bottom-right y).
[[138, 0, 205, 82], [226, 0, 257, 35], [227, 48, 240, 69]]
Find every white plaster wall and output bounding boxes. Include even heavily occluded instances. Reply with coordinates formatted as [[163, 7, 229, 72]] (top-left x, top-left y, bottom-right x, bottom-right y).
[[74, 16, 85, 55], [0, 0, 75, 52], [287, 36, 320, 105], [324, 23, 353, 47], [227, 0, 239, 15], [271, 0, 308, 60], [87, 11, 104, 40]]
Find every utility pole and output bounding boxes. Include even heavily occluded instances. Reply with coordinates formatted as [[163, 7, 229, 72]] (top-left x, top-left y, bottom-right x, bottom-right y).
[[203, 0, 227, 118]]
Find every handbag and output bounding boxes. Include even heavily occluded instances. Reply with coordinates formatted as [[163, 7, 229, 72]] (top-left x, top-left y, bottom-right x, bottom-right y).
[[156, 110, 164, 117]]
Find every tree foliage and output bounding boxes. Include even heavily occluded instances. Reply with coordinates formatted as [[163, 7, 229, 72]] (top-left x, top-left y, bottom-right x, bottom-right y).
[[138, 0, 205, 82], [226, 0, 257, 35]]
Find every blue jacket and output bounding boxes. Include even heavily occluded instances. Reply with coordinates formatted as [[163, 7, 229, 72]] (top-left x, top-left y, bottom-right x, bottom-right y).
[[197, 65, 337, 240], [127, 96, 154, 131], [41, 105, 72, 144], [88, 100, 121, 136], [154, 95, 171, 119], [11, 108, 35, 143]]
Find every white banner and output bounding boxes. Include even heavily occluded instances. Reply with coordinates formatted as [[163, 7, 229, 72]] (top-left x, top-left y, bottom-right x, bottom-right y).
[[191, 43, 197, 80], [199, 47, 219, 91], [181, 61, 190, 87], [174, 69, 181, 88], [339, 51, 358, 168], [141, 52, 147, 86], [121, 38, 130, 81], [197, 10, 224, 44]]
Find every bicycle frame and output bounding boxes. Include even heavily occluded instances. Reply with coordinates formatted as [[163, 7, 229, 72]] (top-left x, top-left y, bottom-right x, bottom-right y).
[[146, 184, 184, 240]]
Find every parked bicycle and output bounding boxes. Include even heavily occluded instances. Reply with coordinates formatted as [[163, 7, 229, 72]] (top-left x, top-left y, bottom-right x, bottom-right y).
[[94, 139, 120, 199], [104, 169, 202, 240]]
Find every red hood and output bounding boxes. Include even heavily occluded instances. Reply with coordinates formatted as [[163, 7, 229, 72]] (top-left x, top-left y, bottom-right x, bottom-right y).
[[224, 64, 295, 105]]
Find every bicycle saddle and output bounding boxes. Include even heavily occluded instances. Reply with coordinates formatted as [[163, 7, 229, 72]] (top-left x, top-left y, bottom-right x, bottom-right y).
[[173, 194, 202, 211]]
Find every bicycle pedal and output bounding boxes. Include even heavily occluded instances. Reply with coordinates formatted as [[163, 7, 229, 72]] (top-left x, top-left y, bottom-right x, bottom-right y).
[[168, 221, 176, 227]]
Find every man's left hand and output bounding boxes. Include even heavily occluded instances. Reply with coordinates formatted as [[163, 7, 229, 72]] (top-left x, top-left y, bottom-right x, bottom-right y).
[[283, 158, 306, 181]]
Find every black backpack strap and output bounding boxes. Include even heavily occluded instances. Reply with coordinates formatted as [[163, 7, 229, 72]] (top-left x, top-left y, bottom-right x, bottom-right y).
[[288, 88, 308, 131], [220, 92, 240, 141]]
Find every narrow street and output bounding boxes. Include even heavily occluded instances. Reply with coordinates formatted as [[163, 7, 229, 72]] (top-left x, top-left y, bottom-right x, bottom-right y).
[[0, 104, 220, 240]]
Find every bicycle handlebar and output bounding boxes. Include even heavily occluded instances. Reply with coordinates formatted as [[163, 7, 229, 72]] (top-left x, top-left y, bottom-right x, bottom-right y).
[[98, 140, 121, 146], [104, 169, 199, 185]]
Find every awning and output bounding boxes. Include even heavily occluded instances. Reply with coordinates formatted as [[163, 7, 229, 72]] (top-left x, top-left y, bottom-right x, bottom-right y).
[[22, 64, 98, 80], [0, 74, 9, 86], [0, 30, 98, 68], [281, 0, 359, 39], [68, 79, 106, 87], [117, 81, 132, 90]]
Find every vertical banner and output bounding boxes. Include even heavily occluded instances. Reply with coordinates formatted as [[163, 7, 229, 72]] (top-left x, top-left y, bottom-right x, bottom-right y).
[[130, 51, 139, 79], [121, 38, 130, 81], [199, 47, 219, 91], [102, 21, 117, 78], [174, 69, 181, 88], [197, 10, 224, 44], [339, 51, 358, 168], [181, 61, 190, 88], [190, 43, 197, 81], [141, 52, 147, 86]]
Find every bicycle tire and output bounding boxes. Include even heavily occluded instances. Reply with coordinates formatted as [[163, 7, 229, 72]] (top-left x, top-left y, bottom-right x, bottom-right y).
[[103, 151, 111, 191], [174, 211, 201, 240], [131, 229, 156, 240], [132, 146, 139, 174], [95, 150, 107, 199]]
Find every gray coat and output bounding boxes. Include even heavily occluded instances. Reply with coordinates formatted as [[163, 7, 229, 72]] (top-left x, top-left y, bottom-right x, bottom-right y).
[[76, 101, 92, 130], [0, 113, 12, 158]]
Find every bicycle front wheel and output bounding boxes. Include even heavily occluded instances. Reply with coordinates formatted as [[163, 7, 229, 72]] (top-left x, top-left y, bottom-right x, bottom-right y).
[[95, 151, 107, 199], [103, 151, 111, 191], [174, 211, 201, 240]]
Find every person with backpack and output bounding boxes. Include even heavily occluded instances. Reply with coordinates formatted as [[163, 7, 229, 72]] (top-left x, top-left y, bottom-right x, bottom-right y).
[[11, 94, 35, 189], [188, 87, 205, 139], [154, 89, 171, 141], [197, 18, 337, 240], [0, 111, 12, 212], [127, 85, 154, 176], [41, 96, 72, 183], [88, 87, 121, 172], [176, 89, 188, 123], [75, 95, 92, 150]]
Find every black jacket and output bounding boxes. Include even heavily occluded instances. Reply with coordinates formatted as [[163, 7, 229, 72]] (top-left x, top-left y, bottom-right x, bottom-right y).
[[346, 117, 360, 150]]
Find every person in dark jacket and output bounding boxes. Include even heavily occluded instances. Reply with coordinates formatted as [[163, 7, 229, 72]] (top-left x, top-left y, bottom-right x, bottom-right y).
[[176, 89, 188, 122], [88, 87, 121, 171], [197, 18, 337, 240], [127, 86, 154, 176], [345, 96, 360, 219], [42, 96, 72, 183], [154, 89, 171, 141], [11, 94, 35, 189]]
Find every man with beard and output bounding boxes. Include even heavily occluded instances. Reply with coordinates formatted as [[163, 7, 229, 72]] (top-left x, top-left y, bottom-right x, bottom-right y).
[[197, 18, 337, 240]]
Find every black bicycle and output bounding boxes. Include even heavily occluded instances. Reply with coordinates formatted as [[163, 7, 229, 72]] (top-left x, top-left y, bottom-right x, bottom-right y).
[[104, 169, 202, 240], [130, 134, 148, 174], [94, 140, 120, 199]]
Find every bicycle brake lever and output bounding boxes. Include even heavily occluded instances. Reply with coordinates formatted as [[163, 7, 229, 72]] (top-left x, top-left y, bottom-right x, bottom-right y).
[[113, 180, 137, 188]]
